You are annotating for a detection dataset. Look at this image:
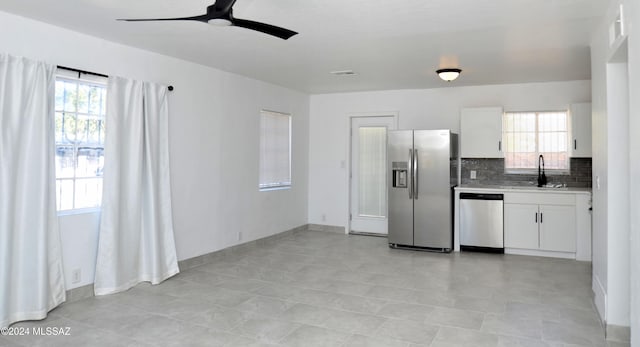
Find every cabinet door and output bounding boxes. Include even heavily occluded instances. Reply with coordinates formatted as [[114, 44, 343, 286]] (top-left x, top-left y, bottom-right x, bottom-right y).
[[460, 107, 504, 158], [504, 203, 539, 249], [539, 204, 576, 252], [570, 103, 592, 157]]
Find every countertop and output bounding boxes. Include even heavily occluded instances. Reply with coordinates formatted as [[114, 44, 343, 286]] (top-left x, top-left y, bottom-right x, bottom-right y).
[[455, 184, 592, 194]]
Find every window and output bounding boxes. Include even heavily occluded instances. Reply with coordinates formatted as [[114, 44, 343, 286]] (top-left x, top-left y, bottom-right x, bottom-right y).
[[259, 110, 291, 190], [502, 111, 569, 173], [54, 71, 107, 211]]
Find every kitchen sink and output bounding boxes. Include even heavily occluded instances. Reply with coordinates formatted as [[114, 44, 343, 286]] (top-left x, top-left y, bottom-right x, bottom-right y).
[[498, 184, 569, 191]]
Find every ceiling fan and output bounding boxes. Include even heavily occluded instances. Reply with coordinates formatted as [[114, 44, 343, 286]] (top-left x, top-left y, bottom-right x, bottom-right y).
[[118, 0, 298, 40]]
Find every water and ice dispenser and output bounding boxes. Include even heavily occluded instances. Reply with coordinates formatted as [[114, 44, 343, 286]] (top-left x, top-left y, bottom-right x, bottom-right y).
[[392, 161, 408, 188]]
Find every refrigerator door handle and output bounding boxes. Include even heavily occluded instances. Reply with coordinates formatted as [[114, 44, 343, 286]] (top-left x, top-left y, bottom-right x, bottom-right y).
[[413, 149, 418, 199], [408, 149, 413, 199]]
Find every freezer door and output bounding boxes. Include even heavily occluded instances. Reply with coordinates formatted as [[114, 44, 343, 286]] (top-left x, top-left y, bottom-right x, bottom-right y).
[[413, 130, 453, 249], [387, 130, 414, 246]]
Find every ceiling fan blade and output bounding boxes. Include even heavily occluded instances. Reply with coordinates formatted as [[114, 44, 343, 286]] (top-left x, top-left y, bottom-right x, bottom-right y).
[[118, 15, 209, 23], [232, 18, 297, 40], [212, 0, 237, 12]]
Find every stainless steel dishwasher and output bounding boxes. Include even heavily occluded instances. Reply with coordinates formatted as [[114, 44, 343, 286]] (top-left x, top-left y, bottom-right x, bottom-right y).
[[459, 193, 504, 253]]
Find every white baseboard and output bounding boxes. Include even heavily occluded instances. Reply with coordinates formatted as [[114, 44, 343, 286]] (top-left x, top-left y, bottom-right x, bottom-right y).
[[307, 224, 346, 234], [505, 248, 575, 259], [606, 324, 630, 343], [593, 274, 607, 323], [178, 224, 309, 271]]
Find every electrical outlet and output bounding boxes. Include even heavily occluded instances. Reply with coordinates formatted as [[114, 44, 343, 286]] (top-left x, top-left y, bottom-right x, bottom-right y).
[[238, 231, 243, 241], [470, 170, 477, 180], [72, 269, 81, 284]]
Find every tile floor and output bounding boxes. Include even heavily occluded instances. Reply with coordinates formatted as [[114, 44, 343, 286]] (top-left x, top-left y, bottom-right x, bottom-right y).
[[1, 230, 626, 347]]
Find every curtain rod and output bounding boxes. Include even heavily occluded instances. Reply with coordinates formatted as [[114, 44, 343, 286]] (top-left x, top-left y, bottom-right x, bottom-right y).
[[57, 65, 174, 91]]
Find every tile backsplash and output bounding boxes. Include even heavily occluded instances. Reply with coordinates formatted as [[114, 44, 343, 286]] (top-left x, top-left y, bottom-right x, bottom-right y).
[[460, 158, 592, 188]]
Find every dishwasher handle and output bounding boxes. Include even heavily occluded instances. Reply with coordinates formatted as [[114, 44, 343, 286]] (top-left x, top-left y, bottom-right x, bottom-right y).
[[460, 193, 504, 200]]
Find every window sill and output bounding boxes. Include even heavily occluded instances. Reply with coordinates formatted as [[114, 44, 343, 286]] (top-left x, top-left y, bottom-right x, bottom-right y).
[[57, 207, 101, 217], [259, 186, 291, 192]]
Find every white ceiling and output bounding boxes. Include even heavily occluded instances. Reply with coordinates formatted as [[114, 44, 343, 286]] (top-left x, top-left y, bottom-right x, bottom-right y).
[[0, 0, 607, 93]]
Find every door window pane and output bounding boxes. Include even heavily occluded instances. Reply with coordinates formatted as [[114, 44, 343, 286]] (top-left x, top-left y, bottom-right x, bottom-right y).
[[358, 127, 386, 217]]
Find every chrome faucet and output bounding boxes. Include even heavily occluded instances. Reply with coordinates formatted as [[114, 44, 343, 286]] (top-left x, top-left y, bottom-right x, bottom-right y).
[[537, 154, 547, 187]]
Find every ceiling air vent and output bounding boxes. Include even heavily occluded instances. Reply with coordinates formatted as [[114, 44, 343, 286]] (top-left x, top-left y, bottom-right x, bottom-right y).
[[330, 70, 357, 76]]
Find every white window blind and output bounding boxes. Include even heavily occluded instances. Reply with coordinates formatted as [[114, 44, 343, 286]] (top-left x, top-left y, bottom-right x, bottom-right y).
[[259, 110, 291, 189], [503, 111, 569, 172]]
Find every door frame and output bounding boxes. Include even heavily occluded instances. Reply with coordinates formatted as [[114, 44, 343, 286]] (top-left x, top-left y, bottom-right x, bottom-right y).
[[346, 112, 399, 235]]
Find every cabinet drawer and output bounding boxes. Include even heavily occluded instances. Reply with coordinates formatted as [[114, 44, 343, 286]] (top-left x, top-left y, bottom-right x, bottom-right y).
[[503, 192, 575, 205]]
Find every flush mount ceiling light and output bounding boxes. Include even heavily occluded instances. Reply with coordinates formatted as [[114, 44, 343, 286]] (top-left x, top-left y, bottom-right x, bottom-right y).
[[436, 68, 462, 82]]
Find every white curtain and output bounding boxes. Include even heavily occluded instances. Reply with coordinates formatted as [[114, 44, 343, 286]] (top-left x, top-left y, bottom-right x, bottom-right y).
[[0, 54, 66, 327], [94, 76, 179, 295]]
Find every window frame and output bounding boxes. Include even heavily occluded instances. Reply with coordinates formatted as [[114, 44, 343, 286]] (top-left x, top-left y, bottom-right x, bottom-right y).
[[258, 110, 292, 191], [502, 110, 571, 175], [54, 70, 108, 213]]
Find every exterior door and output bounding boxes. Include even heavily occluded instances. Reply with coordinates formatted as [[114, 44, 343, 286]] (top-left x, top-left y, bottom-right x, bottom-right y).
[[350, 116, 396, 235]]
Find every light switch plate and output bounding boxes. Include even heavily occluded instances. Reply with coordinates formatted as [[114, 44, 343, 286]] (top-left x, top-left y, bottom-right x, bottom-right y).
[[470, 170, 477, 180]]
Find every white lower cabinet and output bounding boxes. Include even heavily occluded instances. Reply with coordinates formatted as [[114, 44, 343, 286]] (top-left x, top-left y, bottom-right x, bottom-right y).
[[504, 204, 539, 249], [456, 189, 590, 260], [539, 205, 576, 252], [504, 193, 577, 254]]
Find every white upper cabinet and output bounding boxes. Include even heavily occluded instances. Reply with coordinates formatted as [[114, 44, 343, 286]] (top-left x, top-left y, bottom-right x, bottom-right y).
[[460, 107, 504, 158], [570, 102, 592, 157]]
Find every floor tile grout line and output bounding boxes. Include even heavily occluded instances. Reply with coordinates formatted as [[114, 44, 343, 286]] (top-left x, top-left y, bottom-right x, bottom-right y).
[[7, 230, 605, 347], [190, 259, 595, 303]]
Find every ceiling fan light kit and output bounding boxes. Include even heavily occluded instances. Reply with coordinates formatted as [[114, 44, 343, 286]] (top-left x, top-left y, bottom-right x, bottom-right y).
[[119, 0, 297, 40], [208, 18, 232, 27], [436, 68, 462, 82]]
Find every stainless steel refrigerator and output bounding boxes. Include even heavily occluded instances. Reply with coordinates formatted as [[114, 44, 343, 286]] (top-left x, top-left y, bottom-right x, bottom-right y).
[[388, 130, 458, 252]]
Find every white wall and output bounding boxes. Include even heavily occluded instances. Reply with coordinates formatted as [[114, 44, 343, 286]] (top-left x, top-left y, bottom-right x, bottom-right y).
[[590, 0, 635, 330], [605, 59, 630, 327], [0, 11, 310, 290], [590, 9, 610, 320], [623, 0, 640, 342], [308, 81, 591, 228], [57, 212, 100, 288]]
